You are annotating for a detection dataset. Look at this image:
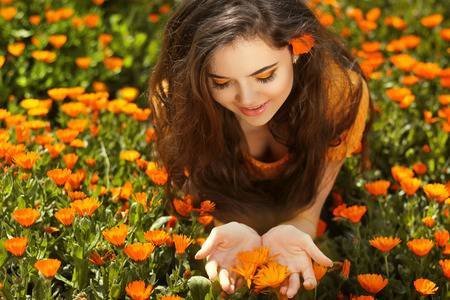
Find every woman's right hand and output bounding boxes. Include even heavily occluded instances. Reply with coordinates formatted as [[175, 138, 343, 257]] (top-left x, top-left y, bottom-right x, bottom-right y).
[[194, 221, 261, 294]]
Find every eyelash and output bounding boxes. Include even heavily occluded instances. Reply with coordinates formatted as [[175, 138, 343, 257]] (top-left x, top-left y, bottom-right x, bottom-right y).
[[212, 72, 276, 90]]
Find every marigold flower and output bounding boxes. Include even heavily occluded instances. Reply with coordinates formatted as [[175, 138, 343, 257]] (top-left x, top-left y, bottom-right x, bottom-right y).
[[104, 56, 123, 71], [369, 236, 401, 253], [400, 177, 421, 196], [125, 280, 153, 300], [435, 229, 449, 247], [412, 162, 427, 175], [172, 198, 193, 217], [103, 224, 128, 247], [54, 207, 76, 226], [340, 205, 367, 223], [48, 34, 67, 49], [357, 274, 388, 294], [312, 261, 328, 281], [420, 14, 443, 28], [145, 164, 168, 185], [232, 260, 257, 288], [12, 208, 40, 227], [47, 168, 72, 186], [391, 165, 414, 182], [407, 238, 434, 256], [414, 278, 438, 295], [422, 217, 435, 228], [4, 237, 28, 256], [351, 296, 374, 300], [439, 259, 450, 279], [159, 296, 183, 300], [70, 197, 101, 217], [144, 230, 172, 246], [63, 153, 79, 170], [124, 243, 155, 261], [13, 152, 40, 169], [56, 128, 79, 143], [364, 180, 391, 196], [172, 234, 192, 255], [289, 34, 315, 55], [0, 6, 17, 21], [253, 260, 290, 291], [341, 259, 351, 279], [423, 183, 449, 203], [45, 143, 65, 158], [441, 28, 450, 41], [413, 62, 441, 80], [34, 258, 61, 278]]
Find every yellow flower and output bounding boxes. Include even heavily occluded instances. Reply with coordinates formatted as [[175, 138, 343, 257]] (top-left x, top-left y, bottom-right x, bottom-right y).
[[120, 150, 141, 161]]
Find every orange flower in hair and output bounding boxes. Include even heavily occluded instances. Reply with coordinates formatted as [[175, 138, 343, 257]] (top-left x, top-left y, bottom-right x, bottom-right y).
[[289, 34, 315, 55]]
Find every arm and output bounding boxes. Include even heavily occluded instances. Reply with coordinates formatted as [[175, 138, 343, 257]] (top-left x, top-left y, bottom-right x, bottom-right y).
[[280, 158, 345, 239]]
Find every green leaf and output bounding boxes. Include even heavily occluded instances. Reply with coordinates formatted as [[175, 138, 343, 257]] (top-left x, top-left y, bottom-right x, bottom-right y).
[[187, 276, 211, 300]]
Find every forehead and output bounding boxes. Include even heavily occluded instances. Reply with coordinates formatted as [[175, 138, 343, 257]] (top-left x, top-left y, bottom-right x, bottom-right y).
[[208, 36, 288, 76]]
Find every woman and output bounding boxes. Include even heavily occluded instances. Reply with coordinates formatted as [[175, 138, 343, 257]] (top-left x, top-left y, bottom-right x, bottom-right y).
[[148, 0, 371, 297]]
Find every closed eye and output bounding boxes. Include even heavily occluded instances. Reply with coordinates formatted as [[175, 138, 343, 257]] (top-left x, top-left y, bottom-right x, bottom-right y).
[[212, 69, 277, 90]]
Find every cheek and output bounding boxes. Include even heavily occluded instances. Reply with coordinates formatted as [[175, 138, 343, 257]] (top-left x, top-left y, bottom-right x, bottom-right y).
[[266, 71, 293, 100]]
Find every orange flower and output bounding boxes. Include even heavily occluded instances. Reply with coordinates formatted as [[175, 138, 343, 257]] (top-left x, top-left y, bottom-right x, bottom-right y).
[[56, 128, 79, 144], [312, 261, 328, 281], [401, 75, 419, 86], [63, 153, 79, 170], [124, 242, 155, 261], [0, 6, 17, 21], [70, 197, 101, 217], [48, 34, 67, 48], [236, 247, 271, 267], [172, 234, 193, 255], [439, 259, 450, 279], [384, 16, 407, 30], [253, 260, 290, 291], [341, 259, 351, 279], [4, 237, 28, 256], [357, 274, 388, 294], [364, 180, 390, 196], [98, 34, 113, 47], [414, 278, 438, 296], [145, 163, 168, 185], [422, 217, 435, 228], [104, 56, 123, 71], [423, 183, 449, 203], [340, 205, 367, 223], [34, 258, 61, 278], [407, 238, 434, 257], [55, 207, 76, 226], [125, 280, 153, 300], [351, 296, 374, 300], [441, 28, 450, 41], [369, 236, 401, 253], [31, 50, 57, 63], [13, 152, 40, 169], [399, 177, 421, 196], [144, 230, 172, 246], [7, 42, 25, 57], [45, 143, 65, 158], [412, 62, 441, 80], [12, 208, 40, 227], [420, 14, 443, 28], [47, 168, 72, 186], [103, 224, 128, 247], [390, 54, 417, 72], [435, 229, 450, 247], [289, 34, 315, 55], [390, 165, 413, 182], [172, 197, 193, 217], [412, 162, 427, 175], [148, 13, 159, 23], [232, 259, 257, 288], [159, 296, 183, 300]]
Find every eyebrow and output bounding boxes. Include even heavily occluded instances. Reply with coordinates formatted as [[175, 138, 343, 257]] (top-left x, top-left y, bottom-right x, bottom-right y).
[[207, 62, 278, 79]]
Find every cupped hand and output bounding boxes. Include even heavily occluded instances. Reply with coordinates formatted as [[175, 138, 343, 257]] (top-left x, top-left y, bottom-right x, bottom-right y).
[[261, 224, 333, 299], [194, 221, 261, 294]]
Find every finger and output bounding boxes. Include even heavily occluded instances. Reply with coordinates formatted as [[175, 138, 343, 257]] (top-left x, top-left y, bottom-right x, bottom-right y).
[[303, 238, 333, 267], [300, 258, 317, 290], [280, 285, 287, 295], [205, 259, 219, 281], [219, 268, 232, 294], [286, 272, 301, 299], [236, 277, 244, 289], [195, 230, 217, 259], [228, 272, 237, 293]]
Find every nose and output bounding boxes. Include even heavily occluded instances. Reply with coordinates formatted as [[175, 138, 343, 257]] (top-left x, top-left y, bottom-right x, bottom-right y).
[[236, 82, 259, 107]]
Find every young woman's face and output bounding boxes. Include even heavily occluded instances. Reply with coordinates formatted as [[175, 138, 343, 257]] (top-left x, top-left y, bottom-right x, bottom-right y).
[[207, 36, 294, 132]]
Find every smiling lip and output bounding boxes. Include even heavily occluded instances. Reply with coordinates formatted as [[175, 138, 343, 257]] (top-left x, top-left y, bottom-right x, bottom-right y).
[[239, 100, 269, 116]]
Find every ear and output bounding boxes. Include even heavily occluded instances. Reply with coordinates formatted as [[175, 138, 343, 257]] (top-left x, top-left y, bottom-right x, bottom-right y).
[[293, 55, 299, 64]]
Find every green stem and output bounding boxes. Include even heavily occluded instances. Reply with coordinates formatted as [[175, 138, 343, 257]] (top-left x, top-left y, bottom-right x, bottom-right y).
[[384, 254, 390, 278]]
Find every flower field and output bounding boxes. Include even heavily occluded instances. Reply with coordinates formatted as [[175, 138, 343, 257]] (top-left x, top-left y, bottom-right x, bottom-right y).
[[0, 0, 449, 299]]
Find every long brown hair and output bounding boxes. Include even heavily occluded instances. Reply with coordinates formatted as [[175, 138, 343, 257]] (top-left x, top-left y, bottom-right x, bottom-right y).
[[148, 0, 372, 234]]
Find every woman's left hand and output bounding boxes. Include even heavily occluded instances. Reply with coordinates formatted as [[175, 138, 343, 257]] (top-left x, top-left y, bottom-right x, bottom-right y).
[[261, 224, 333, 298]]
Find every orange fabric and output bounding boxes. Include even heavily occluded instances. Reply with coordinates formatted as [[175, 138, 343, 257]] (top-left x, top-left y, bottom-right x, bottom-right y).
[[243, 68, 370, 179]]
